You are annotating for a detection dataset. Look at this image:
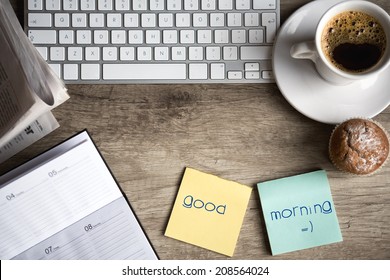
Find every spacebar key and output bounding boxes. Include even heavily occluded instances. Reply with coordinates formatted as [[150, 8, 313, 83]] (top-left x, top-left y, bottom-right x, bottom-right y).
[[103, 64, 187, 80]]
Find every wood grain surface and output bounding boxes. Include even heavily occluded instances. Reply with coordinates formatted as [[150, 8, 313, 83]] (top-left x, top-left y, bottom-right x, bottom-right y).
[[1, 0, 389, 260]]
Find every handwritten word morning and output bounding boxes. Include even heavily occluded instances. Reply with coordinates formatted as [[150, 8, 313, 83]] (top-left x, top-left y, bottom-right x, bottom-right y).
[[270, 200, 332, 221], [182, 195, 226, 215]]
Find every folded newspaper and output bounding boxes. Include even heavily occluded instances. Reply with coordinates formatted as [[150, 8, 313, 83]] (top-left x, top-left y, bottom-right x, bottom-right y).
[[0, 0, 69, 164]]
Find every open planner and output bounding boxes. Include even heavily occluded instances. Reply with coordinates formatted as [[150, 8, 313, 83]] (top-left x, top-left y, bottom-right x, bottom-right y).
[[0, 131, 158, 260]]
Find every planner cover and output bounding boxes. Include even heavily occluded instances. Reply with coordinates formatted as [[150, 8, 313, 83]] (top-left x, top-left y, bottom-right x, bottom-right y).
[[0, 130, 157, 260]]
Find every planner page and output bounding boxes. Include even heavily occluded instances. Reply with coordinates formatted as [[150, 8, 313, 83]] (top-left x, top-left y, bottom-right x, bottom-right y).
[[0, 131, 157, 260]]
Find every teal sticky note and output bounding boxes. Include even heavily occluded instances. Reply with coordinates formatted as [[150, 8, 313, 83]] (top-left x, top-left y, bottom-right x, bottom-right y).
[[257, 170, 342, 255]]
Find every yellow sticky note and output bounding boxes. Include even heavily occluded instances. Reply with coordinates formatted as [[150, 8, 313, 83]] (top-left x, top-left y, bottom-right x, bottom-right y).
[[165, 168, 252, 257]]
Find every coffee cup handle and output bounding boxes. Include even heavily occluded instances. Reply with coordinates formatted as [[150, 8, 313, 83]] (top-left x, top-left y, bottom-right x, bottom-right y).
[[290, 41, 318, 62]]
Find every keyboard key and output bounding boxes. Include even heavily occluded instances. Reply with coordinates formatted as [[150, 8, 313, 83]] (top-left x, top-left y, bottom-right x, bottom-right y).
[[155, 47, 169, 60], [112, 30, 126, 44], [98, 0, 113, 10], [150, 0, 165, 10], [218, 0, 233, 10], [167, 0, 182, 10], [184, 0, 199, 10], [133, 0, 147, 10], [90, 14, 104, 27], [210, 13, 225, 27], [49, 64, 61, 78], [72, 14, 87, 27], [59, 33, 75, 47], [262, 70, 274, 79], [172, 47, 186, 60], [197, 30, 212, 44], [94, 30, 109, 44], [115, 0, 130, 10], [120, 47, 135, 60], [103, 47, 118, 61], [28, 13, 52, 27], [103, 64, 187, 80], [214, 30, 229, 44], [189, 47, 204, 61], [107, 13, 122, 27], [76, 30, 92, 44], [253, 0, 277, 10], [223, 46, 238, 60], [163, 30, 178, 44], [210, 63, 225, 79], [176, 13, 191, 27], [50, 47, 65, 61], [228, 71, 243, 79], [159, 13, 174, 27], [55, 14, 70, 27], [180, 30, 195, 44], [193, 13, 208, 27], [227, 13, 242, 27], [80, 0, 96, 10], [245, 13, 259, 27], [231, 29, 246, 43], [28, 30, 56, 44], [35, 47, 48, 59], [124, 14, 139, 27], [68, 47, 83, 61], [129, 30, 143, 44], [142, 13, 157, 27], [137, 47, 152, 60], [236, 0, 250, 10], [146, 30, 160, 44], [262, 13, 277, 43], [245, 63, 259, 71], [81, 64, 100, 80], [86, 47, 100, 60], [206, 46, 221, 60], [249, 29, 264, 43], [63, 0, 78, 10], [64, 64, 79, 80], [201, 0, 216, 10], [240, 46, 272, 60], [29, 0, 43, 10], [46, 0, 60, 10], [189, 63, 208, 79], [245, 71, 260, 79]]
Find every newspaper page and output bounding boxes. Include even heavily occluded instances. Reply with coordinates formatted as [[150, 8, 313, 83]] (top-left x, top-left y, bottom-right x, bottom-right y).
[[0, 112, 59, 164], [0, 0, 68, 149], [0, 0, 68, 109], [0, 27, 35, 139]]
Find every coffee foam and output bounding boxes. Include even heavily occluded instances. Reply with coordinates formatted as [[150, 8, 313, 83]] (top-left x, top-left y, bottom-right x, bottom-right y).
[[321, 11, 387, 72]]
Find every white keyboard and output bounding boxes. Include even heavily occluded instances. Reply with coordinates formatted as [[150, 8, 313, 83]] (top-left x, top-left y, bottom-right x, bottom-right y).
[[25, 0, 280, 84]]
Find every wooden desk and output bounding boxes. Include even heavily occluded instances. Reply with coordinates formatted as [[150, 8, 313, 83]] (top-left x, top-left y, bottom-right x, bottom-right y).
[[2, 0, 389, 260]]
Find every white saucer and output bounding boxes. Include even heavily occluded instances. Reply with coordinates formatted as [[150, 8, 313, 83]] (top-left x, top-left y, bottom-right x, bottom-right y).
[[273, 0, 390, 124]]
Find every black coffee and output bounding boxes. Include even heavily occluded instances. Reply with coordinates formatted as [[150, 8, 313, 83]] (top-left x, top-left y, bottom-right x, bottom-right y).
[[321, 11, 386, 73], [332, 43, 382, 71]]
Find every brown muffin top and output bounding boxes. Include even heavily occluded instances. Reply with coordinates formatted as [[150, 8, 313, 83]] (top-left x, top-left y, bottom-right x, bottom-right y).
[[329, 119, 389, 175]]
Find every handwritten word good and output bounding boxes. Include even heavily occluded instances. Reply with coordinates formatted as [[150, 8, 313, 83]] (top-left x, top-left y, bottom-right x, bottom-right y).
[[165, 167, 252, 256], [183, 195, 226, 215]]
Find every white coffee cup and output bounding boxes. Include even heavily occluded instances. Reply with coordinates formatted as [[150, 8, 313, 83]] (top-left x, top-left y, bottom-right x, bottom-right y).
[[290, 0, 390, 85]]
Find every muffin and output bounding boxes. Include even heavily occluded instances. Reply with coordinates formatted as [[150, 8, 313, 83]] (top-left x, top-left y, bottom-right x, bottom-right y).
[[329, 118, 389, 175]]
